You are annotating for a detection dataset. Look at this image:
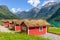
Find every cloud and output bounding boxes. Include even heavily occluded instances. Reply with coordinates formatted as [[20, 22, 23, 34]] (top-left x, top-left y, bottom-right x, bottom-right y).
[[11, 8, 22, 13], [11, 8, 17, 13], [25, 9, 30, 12], [27, 0, 40, 7]]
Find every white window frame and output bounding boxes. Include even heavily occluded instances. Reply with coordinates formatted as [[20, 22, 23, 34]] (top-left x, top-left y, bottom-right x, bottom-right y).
[[22, 26, 26, 31]]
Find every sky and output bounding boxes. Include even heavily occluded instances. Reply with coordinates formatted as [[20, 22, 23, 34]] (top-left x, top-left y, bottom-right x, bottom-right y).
[[0, 0, 60, 13]]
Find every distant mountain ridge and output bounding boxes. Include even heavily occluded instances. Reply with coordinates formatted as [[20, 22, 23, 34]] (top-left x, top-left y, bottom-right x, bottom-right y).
[[43, 2, 57, 7], [15, 8, 40, 19], [39, 2, 60, 27], [15, 2, 59, 19], [0, 5, 18, 19]]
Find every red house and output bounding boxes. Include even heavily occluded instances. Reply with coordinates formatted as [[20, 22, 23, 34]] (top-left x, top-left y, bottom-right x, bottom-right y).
[[21, 19, 50, 36], [9, 21, 14, 29], [2, 20, 9, 27], [14, 20, 22, 32]]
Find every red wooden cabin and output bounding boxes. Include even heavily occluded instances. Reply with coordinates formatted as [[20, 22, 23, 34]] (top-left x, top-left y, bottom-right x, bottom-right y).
[[2, 20, 9, 27], [9, 20, 14, 29], [21, 19, 50, 36], [14, 20, 22, 32]]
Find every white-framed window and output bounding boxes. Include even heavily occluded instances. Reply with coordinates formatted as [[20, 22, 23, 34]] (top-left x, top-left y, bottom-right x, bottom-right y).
[[39, 27, 43, 32], [22, 26, 26, 31]]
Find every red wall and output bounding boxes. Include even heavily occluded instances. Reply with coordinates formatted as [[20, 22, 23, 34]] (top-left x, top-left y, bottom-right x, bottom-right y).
[[15, 24, 21, 31], [28, 26, 47, 36], [21, 22, 47, 36], [3, 22, 9, 27], [9, 23, 13, 29]]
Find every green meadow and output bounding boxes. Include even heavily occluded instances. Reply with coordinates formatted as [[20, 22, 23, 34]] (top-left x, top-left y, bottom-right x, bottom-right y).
[[48, 27, 60, 35], [0, 32, 50, 40]]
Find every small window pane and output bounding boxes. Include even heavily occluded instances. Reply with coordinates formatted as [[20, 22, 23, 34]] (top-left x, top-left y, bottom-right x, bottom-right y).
[[22, 26, 26, 31], [39, 27, 43, 31]]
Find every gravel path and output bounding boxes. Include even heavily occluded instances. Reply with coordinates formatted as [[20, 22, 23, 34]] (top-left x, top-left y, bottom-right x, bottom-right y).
[[0, 25, 11, 32], [41, 33, 60, 40]]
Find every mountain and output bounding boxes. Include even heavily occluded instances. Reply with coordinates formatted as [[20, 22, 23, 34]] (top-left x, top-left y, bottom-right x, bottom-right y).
[[0, 5, 18, 19], [35, 2, 60, 21], [16, 2, 57, 19], [15, 2, 60, 20], [43, 2, 57, 7], [15, 2, 60, 27], [16, 8, 40, 19], [35, 2, 57, 19], [14, 11, 21, 17], [48, 6, 60, 21], [47, 3, 60, 27], [44, 2, 60, 27]]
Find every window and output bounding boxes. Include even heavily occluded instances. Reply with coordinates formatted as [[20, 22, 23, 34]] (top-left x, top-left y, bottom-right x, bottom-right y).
[[22, 26, 26, 31], [39, 27, 43, 32]]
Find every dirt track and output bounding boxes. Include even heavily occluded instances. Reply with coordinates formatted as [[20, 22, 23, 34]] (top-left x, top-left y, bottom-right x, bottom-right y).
[[0, 25, 11, 32]]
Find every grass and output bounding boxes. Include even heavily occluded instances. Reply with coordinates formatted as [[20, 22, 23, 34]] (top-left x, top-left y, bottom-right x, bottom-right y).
[[0, 32, 50, 40], [48, 27, 60, 34], [0, 21, 2, 25]]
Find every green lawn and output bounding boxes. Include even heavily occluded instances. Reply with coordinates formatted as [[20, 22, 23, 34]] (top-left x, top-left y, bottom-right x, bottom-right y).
[[0, 21, 2, 25], [48, 27, 60, 34], [0, 32, 50, 40]]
